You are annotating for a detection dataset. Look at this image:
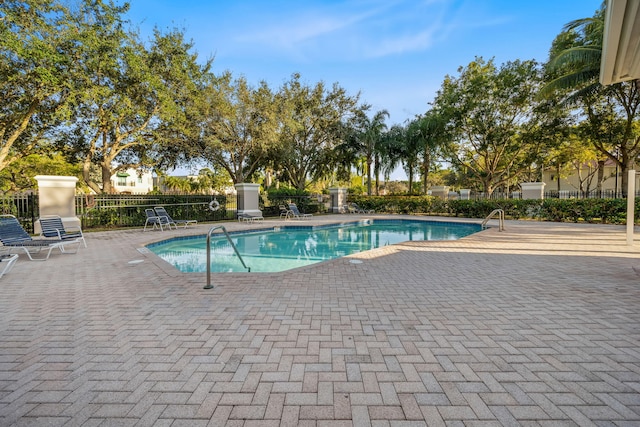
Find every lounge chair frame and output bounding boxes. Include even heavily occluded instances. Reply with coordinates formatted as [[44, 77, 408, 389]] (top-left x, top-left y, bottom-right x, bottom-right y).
[[238, 212, 265, 223], [0, 215, 80, 261], [38, 215, 87, 248], [0, 254, 18, 278], [279, 205, 293, 219], [348, 203, 375, 214], [144, 209, 172, 231], [154, 206, 197, 229], [288, 203, 313, 220]]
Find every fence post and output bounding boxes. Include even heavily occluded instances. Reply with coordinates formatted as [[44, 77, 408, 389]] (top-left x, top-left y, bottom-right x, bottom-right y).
[[627, 170, 635, 246]]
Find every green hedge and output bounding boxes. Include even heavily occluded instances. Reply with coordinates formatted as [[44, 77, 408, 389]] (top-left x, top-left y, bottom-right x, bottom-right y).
[[348, 195, 635, 225], [79, 194, 234, 229], [265, 188, 324, 215]]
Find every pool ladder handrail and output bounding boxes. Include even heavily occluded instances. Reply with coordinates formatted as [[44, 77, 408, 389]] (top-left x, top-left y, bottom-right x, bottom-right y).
[[204, 225, 250, 289], [481, 209, 505, 231]]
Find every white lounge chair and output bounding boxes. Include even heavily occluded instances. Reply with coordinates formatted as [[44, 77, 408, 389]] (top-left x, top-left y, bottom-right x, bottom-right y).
[[0, 215, 80, 260], [154, 206, 197, 228], [0, 254, 18, 278], [39, 215, 87, 248], [279, 205, 292, 219], [288, 203, 312, 220], [348, 203, 375, 214], [144, 209, 172, 231], [238, 212, 264, 222]]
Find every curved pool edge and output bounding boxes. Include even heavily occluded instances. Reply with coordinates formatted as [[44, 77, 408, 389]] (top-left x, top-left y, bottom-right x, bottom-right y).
[[143, 216, 485, 274]]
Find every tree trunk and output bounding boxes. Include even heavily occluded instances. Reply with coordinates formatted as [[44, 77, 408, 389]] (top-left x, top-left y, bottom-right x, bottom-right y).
[[596, 159, 605, 196], [374, 154, 380, 196], [101, 162, 113, 194], [0, 99, 39, 173], [82, 158, 101, 194], [366, 156, 372, 196], [620, 157, 636, 197], [408, 167, 414, 196], [422, 152, 430, 195], [484, 179, 493, 197]]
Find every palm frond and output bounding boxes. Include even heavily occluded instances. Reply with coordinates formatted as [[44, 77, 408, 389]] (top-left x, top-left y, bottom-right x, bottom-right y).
[[547, 46, 601, 71], [563, 16, 604, 34], [562, 82, 602, 106], [539, 67, 599, 98]]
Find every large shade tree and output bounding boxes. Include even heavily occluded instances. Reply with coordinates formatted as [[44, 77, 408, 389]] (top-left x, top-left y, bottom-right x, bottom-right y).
[[0, 0, 76, 173], [62, 0, 207, 193], [198, 74, 278, 184], [273, 73, 359, 190], [433, 57, 544, 196]]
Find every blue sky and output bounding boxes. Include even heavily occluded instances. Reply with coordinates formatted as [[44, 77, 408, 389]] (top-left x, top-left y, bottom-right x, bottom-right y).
[[126, 0, 602, 177], [127, 0, 602, 124]]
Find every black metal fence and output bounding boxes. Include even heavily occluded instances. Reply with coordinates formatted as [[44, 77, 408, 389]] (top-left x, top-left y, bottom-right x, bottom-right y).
[[260, 194, 329, 217], [0, 192, 330, 232], [76, 194, 237, 229], [0, 193, 237, 232], [2, 189, 633, 232], [0, 194, 38, 233]]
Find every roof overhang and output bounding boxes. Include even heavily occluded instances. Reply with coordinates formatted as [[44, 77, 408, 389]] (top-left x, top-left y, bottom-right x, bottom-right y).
[[600, 0, 640, 85]]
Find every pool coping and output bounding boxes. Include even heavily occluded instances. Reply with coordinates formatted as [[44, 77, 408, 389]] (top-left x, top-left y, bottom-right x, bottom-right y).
[[143, 217, 485, 274]]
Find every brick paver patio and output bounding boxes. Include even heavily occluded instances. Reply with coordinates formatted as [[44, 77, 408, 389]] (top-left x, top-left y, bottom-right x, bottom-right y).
[[0, 215, 638, 426]]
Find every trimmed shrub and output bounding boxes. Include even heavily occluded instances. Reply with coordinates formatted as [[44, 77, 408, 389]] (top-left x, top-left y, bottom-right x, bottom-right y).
[[348, 195, 637, 225]]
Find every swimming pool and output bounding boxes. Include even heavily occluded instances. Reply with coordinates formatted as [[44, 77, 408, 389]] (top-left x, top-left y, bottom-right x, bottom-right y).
[[147, 219, 481, 273]]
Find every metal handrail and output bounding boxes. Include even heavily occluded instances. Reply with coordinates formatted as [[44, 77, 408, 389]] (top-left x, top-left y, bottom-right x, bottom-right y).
[[204, 225, 250, 289], [481, 209, 505, 231]]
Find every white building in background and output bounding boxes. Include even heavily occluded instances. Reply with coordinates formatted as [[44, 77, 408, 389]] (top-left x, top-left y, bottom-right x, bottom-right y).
[[541, 159, 640, 196], [110, 168, 154, 194]]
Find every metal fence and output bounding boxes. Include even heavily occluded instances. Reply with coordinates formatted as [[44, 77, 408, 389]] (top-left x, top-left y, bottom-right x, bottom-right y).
[[462, 189, 637, 200], [260, 194, 329, 217], [0, 193, 38, 233], [0, 193, 238, 232], [76, 194, 238, 229], [1, 192, 332, 232], [1, 189, 633, 232]]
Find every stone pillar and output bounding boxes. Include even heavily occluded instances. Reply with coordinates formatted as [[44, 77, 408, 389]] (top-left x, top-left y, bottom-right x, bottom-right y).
[[34, 175, 80, 233], [235, 183, 261, 217], [459, 189, 471, 200], [329, 187, 347, 213], [520, 182, 545, 200], [430, 186, 450, 199]]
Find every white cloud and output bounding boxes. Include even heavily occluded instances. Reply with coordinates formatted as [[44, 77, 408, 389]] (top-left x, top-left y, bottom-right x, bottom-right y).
[[227, 0, 465, 61]]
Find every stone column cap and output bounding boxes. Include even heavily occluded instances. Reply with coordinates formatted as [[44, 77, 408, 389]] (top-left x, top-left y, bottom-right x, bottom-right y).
[[34, 175, 79, 188]]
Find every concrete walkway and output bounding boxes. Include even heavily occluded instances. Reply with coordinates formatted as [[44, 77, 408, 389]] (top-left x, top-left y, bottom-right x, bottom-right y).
[[0, 215, 638, 426]]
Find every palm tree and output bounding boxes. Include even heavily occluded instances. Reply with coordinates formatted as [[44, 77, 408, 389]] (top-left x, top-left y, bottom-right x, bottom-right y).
[[384, 121, 421, 195], [341, 106, 389, 195], [541, 10, 604, 101], [542, 3, 640, 194], [404, 120, 424, 195], [415, 111, 448, 194], [373, 130, 396, 195]]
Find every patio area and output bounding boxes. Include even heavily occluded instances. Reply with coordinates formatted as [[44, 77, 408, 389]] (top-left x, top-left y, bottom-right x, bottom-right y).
[[0, 215, 638, 426]]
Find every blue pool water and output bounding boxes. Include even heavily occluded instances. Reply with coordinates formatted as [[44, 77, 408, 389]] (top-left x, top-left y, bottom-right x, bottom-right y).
[[147, 219, 481, 273]]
